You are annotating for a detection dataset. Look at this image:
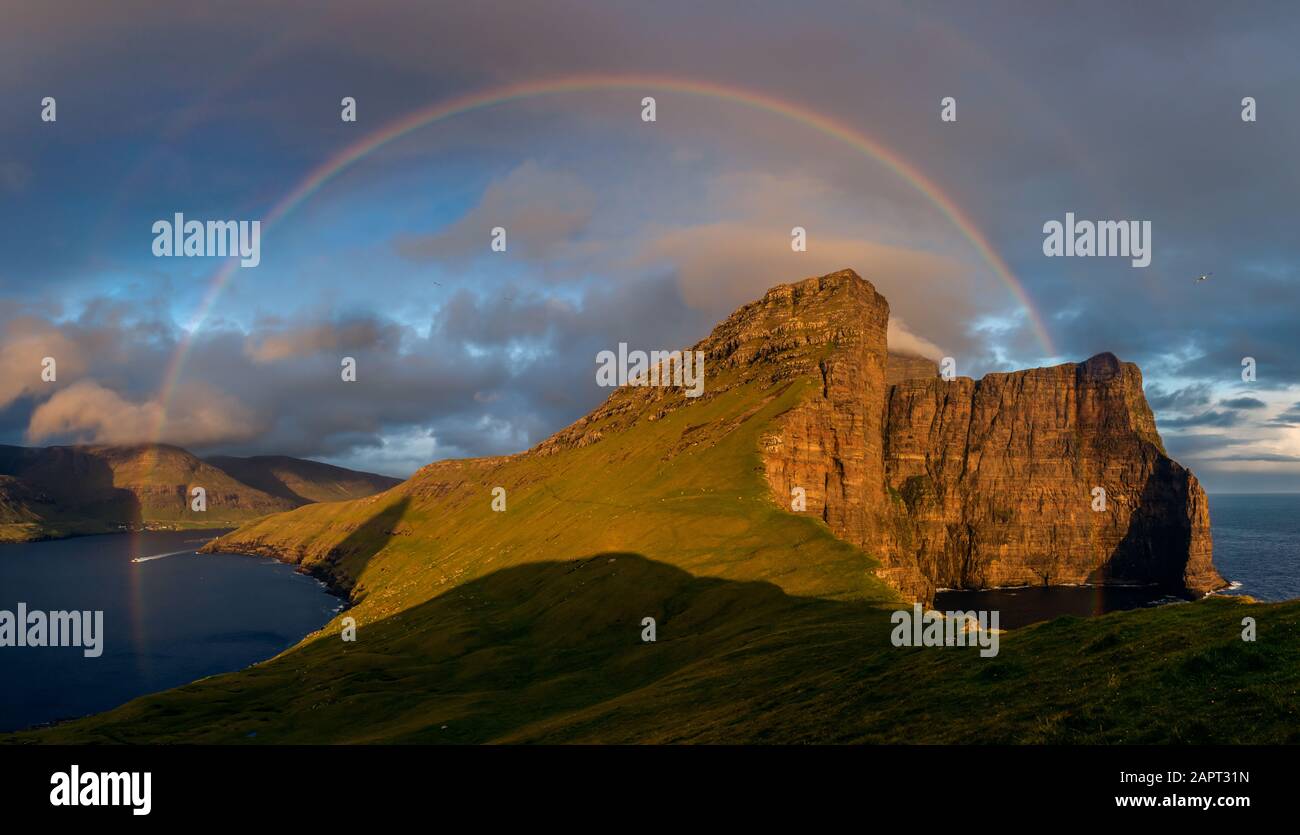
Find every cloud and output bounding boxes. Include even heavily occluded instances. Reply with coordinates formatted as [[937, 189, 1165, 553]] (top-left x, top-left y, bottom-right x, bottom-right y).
[[244, 315, 403, 363], [1269, 402, 1300, 427], [1219, 396, 1267, 409], [26, 380, 260, 447], [1158, 409, 1242, 429], [1146, 383, 1212, 412], [1207, 452, 1300, 463], [888, 317, 945, 360], [0, 316, 85, 409], [1163, 432, 1247, 457], [0, 269, 714, 476], [637, 221, 968, 315], [393, 161, 595, 268]]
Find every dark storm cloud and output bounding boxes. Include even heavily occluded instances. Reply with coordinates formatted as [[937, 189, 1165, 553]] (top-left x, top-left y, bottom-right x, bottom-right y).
[[1158, 410, 1243, 429], [1146, 383, 1213, 412], [1269, 403, 1300, 427], [244, 314, 405, 363], [1163, 433, 1248, 458], [1220, 396, 1267, 410]]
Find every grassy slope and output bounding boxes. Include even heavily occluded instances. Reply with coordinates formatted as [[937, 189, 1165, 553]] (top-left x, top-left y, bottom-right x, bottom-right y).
[[203, 455, 402, 504], [11, 360, 1300, 744]]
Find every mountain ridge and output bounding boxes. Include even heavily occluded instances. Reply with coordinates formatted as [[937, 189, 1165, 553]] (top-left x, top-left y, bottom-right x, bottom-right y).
[[0, 443, 400, 541], [205, 268, 1223, 603], [203, 454, 401, 505]]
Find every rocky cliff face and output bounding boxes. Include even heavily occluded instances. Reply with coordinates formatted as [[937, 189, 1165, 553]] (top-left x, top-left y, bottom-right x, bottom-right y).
[[878, 353, 1221, 600], [757, 270, 1224, 602]]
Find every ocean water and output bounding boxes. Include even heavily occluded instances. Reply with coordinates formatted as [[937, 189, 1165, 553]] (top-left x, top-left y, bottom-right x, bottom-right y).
[[0, 530, 340, 733], [1208, 493, 1300, 602], [934, 493, 1300, 628]]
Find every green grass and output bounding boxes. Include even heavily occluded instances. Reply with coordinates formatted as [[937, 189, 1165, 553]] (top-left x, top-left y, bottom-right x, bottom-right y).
[[8, 366, 1299, 744]]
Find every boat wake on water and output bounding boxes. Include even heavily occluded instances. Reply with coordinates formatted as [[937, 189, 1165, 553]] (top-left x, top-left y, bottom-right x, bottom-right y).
[[130, 549, 197, 564]]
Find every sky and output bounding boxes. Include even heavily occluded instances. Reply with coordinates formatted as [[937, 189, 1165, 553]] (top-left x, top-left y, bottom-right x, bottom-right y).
[[1, 0, 1299, 491]]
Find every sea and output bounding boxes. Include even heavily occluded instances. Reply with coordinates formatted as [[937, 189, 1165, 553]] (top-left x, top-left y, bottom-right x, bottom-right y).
[[935, 493, 1300, 629], [0, 529, 340, 733]]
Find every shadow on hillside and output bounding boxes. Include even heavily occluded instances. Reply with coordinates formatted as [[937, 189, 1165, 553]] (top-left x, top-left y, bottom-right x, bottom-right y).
[[0, 445, 142, 527], [1100, 458, 1191, 594], [18, 550, 1290, 745], [225, 551, 899, 743], [322, 496, 412, 595], [206, 456, 311, 505]]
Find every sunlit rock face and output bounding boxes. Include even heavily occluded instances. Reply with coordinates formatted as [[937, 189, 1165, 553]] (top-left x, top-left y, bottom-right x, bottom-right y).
[[757, 269, 1224, 603]]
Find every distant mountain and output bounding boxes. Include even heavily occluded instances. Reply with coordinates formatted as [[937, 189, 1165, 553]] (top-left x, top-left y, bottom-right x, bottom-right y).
[[0, 443, 398, 542], [204, 455, 401, 505], [18, 269, 1283, 746]]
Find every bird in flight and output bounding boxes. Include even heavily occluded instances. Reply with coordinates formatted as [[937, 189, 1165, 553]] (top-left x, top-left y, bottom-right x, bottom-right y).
[[1195, 272, 1213, 282]]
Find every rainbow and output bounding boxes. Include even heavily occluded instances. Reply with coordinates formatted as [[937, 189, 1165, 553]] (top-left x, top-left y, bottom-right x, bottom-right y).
[[153, 74, 1055, 440]]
